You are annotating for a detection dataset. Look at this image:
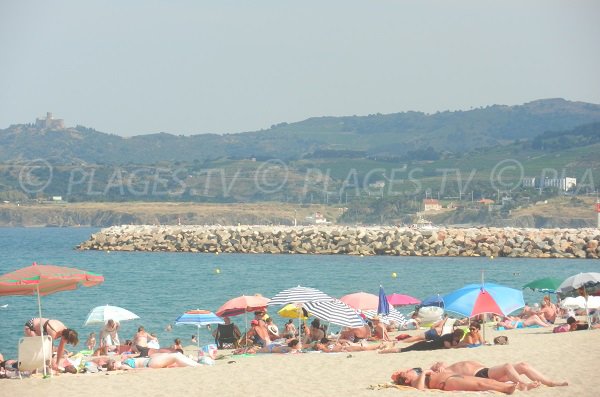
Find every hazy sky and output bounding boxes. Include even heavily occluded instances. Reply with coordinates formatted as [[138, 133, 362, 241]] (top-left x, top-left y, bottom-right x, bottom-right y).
[[1, 1, 599, 136]]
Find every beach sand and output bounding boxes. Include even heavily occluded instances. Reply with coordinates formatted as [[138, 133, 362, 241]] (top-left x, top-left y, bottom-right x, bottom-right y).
[[3, 326, 598, 397]]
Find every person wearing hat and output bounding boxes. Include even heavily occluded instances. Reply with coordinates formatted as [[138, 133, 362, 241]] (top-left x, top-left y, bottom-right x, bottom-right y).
[[245, 319, 269, 347], [370, 316, 390, 341]]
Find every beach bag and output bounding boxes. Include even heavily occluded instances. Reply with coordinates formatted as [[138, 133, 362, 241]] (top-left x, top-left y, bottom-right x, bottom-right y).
[[493, 336, 509, 345], [199, 344, 218, 359]]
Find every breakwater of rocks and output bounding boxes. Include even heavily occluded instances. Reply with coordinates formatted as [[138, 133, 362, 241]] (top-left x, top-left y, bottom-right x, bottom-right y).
[[77, 225, 600, 259]]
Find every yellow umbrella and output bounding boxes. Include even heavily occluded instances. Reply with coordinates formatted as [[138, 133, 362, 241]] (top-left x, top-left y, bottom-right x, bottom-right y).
[[278, 303, 309, 320]]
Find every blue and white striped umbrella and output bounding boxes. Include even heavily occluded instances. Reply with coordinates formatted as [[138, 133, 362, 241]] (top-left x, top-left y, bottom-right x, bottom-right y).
[[363, 306, 408, 326], [268, 285, 332, 306], [175, 309, 224, 327], [303, 299, 365, 328], [175, 309, 224, 348]]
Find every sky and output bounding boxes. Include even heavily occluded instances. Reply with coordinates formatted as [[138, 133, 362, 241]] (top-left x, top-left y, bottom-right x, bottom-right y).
[[1, 0, 599, 137]]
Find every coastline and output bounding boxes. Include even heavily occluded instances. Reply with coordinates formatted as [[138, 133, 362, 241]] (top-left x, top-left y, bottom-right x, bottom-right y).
[[77, 225, 600, 259]]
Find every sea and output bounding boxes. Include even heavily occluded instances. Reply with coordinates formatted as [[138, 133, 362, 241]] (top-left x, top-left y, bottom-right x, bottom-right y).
[[0, 227, 598, 359]]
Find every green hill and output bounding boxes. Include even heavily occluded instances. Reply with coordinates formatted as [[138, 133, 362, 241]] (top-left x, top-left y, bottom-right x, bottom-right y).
[[2, 98, 600, 165]]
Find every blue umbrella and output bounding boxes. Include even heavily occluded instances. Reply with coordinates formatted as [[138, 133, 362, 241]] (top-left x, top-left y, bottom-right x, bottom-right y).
[[443, 283, 525, 318], [175, 309, 224, 349], [377, 285, 390, 315], [421, 294, 444, 308]]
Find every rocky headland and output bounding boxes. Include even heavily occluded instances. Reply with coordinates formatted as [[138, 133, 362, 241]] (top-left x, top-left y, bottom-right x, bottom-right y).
[[77, 225, 600, 259]]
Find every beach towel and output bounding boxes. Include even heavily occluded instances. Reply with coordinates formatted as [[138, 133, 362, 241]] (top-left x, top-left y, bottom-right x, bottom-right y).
[[368, 383, 504, 393]]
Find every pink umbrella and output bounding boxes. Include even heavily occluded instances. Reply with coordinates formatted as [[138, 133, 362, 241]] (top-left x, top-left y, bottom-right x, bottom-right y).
[[215, 295, 270, 317], [339, 292, 379, 311], [387, 293, 421, 307]]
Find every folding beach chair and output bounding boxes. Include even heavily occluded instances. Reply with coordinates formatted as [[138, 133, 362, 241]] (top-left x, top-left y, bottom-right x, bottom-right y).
[[17, 335, 53, 378]]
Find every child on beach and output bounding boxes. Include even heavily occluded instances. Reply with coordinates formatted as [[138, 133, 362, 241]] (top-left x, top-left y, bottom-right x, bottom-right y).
[[86, 332, 97, 350]]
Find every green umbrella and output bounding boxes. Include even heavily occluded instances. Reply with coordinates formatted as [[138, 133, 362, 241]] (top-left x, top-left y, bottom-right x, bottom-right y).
[[522, 277, 562, 293]]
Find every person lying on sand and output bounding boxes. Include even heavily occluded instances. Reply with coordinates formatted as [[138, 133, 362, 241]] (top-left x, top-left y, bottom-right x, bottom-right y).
[[429, 360, 568, 390], [379, 329, 463, 354], [391, 367, 517, 394], [397, 316, 447, 344], [106, 352, 199, 370], [313, 338, 382, 353], [234, 339, 302, 354], [496, 315, 550, 329]]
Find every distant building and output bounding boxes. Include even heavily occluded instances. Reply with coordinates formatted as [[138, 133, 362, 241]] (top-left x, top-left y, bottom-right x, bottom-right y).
[[369, 181, 385, 189], [542, 177, 577, 191], [423, 198, 442, 211], [478, 198, 495, 205], [522, 176, 576, 191], [35, 112, 64, 130], [521, 177, 536, 188], [305, 212, 330, 225]]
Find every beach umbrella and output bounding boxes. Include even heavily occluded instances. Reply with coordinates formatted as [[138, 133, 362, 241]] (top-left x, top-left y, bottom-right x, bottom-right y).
[[339, 292, 379, 311], [421, 294, 444, 308], [216, 294, 270, 342], [556, 272, 600, 297], [443, 282, 525, 318], [377, 286, 390, 316], [560, 296, 600, 310], [363, 306, 408, 326], [268, 286, 332, 340], [83, 305, 139, 326], [522, 278, 563, 293], [0, 262, 104, 377], [303, 299, 365, 328], [277, 303, 309, 320], [215, 295, 270, 317], [386, 293, 421, 307], [175, 309, 224, 349], [268, 285, 332, 306]]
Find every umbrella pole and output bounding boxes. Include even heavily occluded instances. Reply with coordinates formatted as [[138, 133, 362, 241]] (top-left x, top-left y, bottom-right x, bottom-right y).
[[36, 285, 48, 377]]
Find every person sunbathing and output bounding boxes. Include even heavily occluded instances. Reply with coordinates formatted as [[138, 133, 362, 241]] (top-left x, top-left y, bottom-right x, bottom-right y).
[[398, 316, 447, 344], [379, 329, 463, 354], [237, 339, 303, 354], [463, 322, 486, 345], [391, 367, 517, 394], [313, 338, 382, 353], [369, 316, 390, 341], [496, 314, 550, 329], [429, 360, 567, 389], [106, 352, 199, 370]]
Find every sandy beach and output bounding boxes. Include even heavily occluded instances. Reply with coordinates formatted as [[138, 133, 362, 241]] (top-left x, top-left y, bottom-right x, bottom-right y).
[[3, 325, 598, 397]]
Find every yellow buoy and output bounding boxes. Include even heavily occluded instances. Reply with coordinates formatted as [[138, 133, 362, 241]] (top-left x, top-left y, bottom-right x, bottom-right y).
[[214, 268, 221, 274], [391, 272, 397, 278], [490, 255, 494, 259]]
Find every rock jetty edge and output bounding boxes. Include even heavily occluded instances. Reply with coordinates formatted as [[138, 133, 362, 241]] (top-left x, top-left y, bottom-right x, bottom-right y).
[[77, 225, 600, 259]]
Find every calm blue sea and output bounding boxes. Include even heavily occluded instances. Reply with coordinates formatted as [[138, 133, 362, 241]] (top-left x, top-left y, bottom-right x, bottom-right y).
[[0, 227, 598, 359]]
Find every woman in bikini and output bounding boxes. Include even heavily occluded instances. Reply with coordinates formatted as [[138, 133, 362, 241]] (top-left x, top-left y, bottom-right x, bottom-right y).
[[107, 352, 199, 370], [391, 367, 517, 394], [496, 314, 550, 329], [23, 317, 79, 370], [429, 360, 568, 389]]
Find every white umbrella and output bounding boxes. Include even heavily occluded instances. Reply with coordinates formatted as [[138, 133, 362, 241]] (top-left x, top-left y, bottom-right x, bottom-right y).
[[561, 296, 600, 310], [268, 286, 332, 340], [363, 306, 408, 327], [303, 299, 365, 328], [557, 272, 600, 297], [83, 305, 140, 326]]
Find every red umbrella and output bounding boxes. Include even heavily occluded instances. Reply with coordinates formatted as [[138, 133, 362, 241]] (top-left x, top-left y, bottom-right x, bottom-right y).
[[0, 262, 104, 376], [215, 295, 270, 317], [386, 293, 421, 307], [339, 292, 379, 311]]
